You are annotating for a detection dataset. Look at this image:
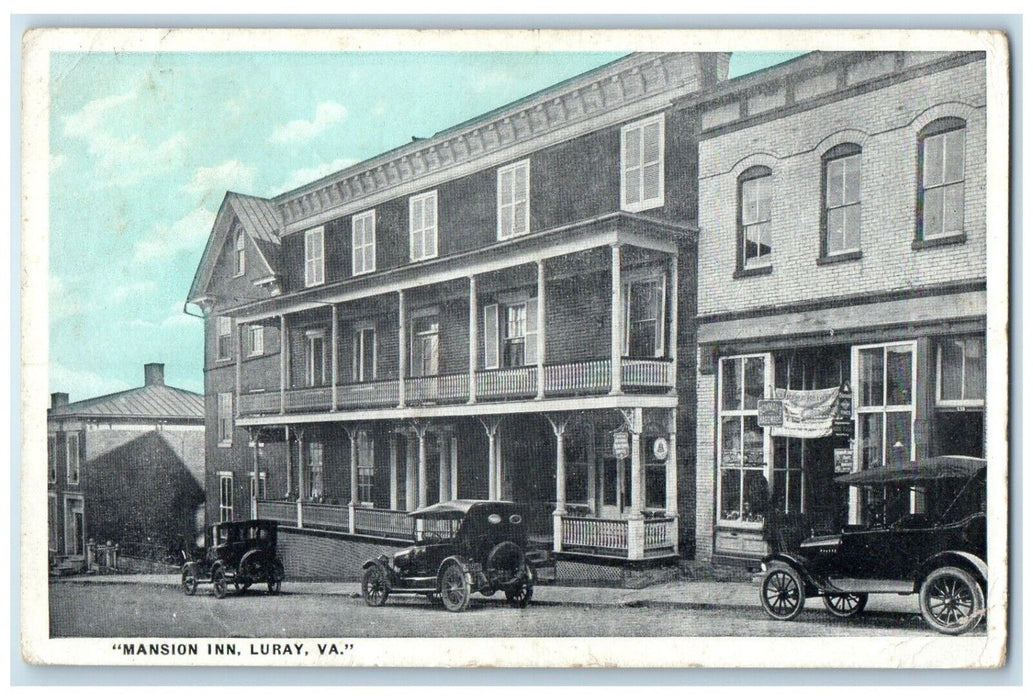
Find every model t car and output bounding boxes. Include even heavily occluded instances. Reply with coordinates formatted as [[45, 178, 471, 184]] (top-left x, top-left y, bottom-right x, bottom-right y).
[[361, 500, 541, 612], [759, 456, 987, 635], [181, 519, 285, 598]]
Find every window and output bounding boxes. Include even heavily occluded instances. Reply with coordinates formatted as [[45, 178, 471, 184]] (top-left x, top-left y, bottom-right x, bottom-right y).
[[306, 330, 327, 386], [738, 166, 772, 272], [772, 437, 805, 516], [937, 336, 985, 407], [498, 160, 530, 239], [410, 314, 440, 378], [218, 473, 233, 522], [48, 493, 58, 552], [483, 300, 538, 370], [66, 433, 80, 485], [249, 471, 267, 501], [247, 325, 264, 357], [307, 442, 324, 499], [217, 392, 233, 446], [234, 231, 246, 277], [48, 434, 56, 484], [919, 118, 966, 241], [409, 191, 438, 261], [352, 210, 376, 275], [64, 497, 84, 556], [357, 431, 374, 506], [352, 325, 376, 382], [216, 316, 232, 360], [822, 144, 862, 257], [624, 275, 666, 358], [304, 226, 325, 287], [621, 114, 665, 212], [718, 355, 771, 525]]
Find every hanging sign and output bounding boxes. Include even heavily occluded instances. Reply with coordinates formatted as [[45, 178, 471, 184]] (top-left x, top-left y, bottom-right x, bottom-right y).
[[612, 431, 630, 460], [834, 448, 854, 474], [652, 437, 670, 461], [770, 386, 840, 439], [833, 419, 854, 439], [837, 382, 853, 420], [757, 399, 784, 427]]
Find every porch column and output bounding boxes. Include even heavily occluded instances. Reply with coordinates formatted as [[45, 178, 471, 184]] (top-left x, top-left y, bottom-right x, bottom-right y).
[[294, 429, 304, 528], [279, 315, 287, 414], [468, 275, 477, 404], [586, 423, 597, 514], [547, 413, 570, 553], [438, 432, 450, 503], [405, 435, 417, 511], [628, 408, 645, 560], [480, 417, 500, 500], [669, 253, 679, 390], [398, 290, 407, 408], [389, 433, 399, 510], [610, 244, 623, 395], [536, 259, 546, 400], [450, 436, 459, 501], [347, 425, 359, 534], [330, 304, 339, 411], [234, 320, 242, 417], [415, 423, 429, 508], [250, 428, 259, 519], [284, 426, 292, 499], [665, 409, 678, 517]]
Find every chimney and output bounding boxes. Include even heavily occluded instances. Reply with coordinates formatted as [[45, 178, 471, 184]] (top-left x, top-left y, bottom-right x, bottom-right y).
[[51, 392, 69, 409], [144, 363, 165, 387]]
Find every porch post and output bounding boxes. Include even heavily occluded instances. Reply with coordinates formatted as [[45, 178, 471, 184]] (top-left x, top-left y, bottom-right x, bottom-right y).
[[405, 435, 417, 511], [398, 290, 407, 408], [284, 426, 292, 499], [330, 304, 339, 411], [416, 422, 429, 508], [547, 413, 569, 553], [586, 422, 597, 514], [669, 252, 679, 390], [450, 436, 459, 501], [438, 432, 450, 503], [628, 408, 645, 560], [280, 315, 288, 414], [347, 425, 359, 534], [294, 429, 304, 528], [479, 417, 499, 500], [610, 244, 623, 395], [389, 433, 399, 510], [666, 409, 678, 517], [250, 428, 259, 519], [536, 259, 546, 400], [468, 275, 477, 404], [234, 320, 242, 417]]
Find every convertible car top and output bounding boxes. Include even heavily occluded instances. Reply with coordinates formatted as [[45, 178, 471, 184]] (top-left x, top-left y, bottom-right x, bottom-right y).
[[834, 455, 986, 486], [408, 499, 518, 519]]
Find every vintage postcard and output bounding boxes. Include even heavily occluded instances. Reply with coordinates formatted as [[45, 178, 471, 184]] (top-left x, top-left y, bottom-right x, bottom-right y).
[[20, 27, 1010, 668]]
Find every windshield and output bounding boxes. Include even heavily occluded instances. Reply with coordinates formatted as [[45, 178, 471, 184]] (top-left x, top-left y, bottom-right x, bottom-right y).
[[866, 474, 985, 528]]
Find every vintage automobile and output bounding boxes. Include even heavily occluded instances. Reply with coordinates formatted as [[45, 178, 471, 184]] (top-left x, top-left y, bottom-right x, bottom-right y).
[[758, 455, 987, 635], [360, 500, 542, 612], [181, 519, 285, 598]]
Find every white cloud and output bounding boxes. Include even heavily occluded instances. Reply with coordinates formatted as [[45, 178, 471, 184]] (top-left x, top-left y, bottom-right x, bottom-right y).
[[274, 157, 359, 193], [49, 361, 131, 400], [127, 311, 198, 331], [61, 92, 135, 138], [109, 279, 157, 303], [270, 101, 349, 144], [49, 275, 82, 319], [133, 207, 216, 263], [183, 160, 256, 199]]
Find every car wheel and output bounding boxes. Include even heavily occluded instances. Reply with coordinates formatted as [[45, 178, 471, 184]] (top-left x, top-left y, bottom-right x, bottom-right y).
[[486, 541, 525, 588], [822, 592, 868, 618], [759, 565, 806, 621], [425, 593, 444, 607], [505, 581, 533, 608], [234, 579, 251, 593], [181, 565, 198, 596], [439, 562, 471, 613], [361, 566, 390, 607], [267, 560, 284, 595], [212, 566, 228, 599], [920, 566, 985, 635]]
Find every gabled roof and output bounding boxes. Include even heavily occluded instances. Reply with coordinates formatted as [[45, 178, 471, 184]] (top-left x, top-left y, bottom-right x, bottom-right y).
[[187, 192, 283, 304], [49, 383, 204, 422]]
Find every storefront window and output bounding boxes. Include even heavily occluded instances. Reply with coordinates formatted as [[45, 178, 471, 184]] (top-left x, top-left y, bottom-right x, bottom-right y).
[[772, 437, 804, 515], [938, 336, 985, 406], [718, 355, 771, 525]]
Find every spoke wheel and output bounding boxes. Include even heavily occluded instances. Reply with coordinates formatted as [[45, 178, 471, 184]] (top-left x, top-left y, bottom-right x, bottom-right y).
[[234, 579, 251, 593], [920, 567, 985, 635], [212, 566, 228, 599], [181, 565, 198, 596], [267, 560, 284, 595], [361, 566, 390, 607], [822, 592, 868, 618], [505, 581, 533, 608], [439, 562, 471, 613], [759, 566, 806, 621]]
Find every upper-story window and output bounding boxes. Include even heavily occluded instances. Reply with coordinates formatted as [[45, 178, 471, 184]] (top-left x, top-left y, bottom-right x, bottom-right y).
[[483, 299, 538, 369], [624, 274, 666, 358], [48, 434, 57, 484], [352, 210, 376, 275], [216, 316, 232, 361], [66, 433, 80, 485], [217, 393, 233, 447], [410, 313, 440, 378], [918, 117, 966, 242], [234, 231, 246, 277], [247, 324, 264, 357], [409, 191, 438, 262], [352, 324, 376, 382], [737, 166, 773, 273], [822, 144, 862, 258], [621, 114, 665, 213], [306, 330, 327, 387], [497, 160, 530, 239], [304, 226, 325, 287]]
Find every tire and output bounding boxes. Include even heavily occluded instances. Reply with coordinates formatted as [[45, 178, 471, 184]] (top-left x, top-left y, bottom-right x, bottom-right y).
[[267, 579, 281, 595], [181, 565, 198, 596], [267, 559, 285, 595], [759, 565, 806, 621], [234, 580, 252, 593], [361, 566, 390, 607], [439, 562, 472, 613], [212, 566, 228, 599], [505, 581, 533, 608], [822, 592, 868, 618], [425, 593, 444, 607], [919, 566, 985, 635], [486, 541, 525, 588]]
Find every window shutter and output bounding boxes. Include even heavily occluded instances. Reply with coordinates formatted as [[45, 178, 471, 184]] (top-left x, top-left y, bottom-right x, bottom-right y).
[[622, 124, 642, 208], [525, 297, 538, 365], [425, 194, 437, 258], [483, 304, 499, 369], [410, 197, 423, 260]]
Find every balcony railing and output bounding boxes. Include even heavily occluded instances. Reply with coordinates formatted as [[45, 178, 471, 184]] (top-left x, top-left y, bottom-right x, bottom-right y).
[[405, 373, 469, 404], [299, 502, 350, 531], [622, 358, 675, 388], [285, 386, 332, 412], [560, 516, 629, 556], [338, 379, 399, 409], [644, 517, 677, 552], [475, 366, 538, 400], [544, 359, 610, 395], [240, 391, 280, 416], [255, 499, 298, 527], [353, 507, 411, 539]]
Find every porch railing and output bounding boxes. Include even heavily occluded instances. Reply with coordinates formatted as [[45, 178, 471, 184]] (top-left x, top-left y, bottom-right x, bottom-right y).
[[404, 373, 469, 404], [255, 499, 298, 527], [475, 366, 538, 400], [239, 391, 280, 416], [644, 517, 677, 552], [543, 359, 611, 395], [353, 507, 411, 539], [621, 358, 675, 388], [338, 379, 399, 409], [299, 502, 350, 532], [560, 516, 629, 556]]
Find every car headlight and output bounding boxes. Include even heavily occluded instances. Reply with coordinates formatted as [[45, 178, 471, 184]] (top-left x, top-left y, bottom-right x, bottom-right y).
[[760, 562, 767, 572]]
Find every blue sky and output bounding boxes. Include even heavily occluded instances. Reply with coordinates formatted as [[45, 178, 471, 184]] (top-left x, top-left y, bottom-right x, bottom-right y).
[[48, 50, 805, 399]]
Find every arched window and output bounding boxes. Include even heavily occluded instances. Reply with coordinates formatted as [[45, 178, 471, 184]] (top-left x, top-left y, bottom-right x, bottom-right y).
[[737, 165, 773, 274], [918, 117, 966, 243], [234, 230, 246, 276], [821, 143, 862, 259]]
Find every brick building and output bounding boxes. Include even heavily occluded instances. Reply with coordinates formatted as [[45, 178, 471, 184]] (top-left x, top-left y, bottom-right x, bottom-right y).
[[47, 363, 205, 572], [187, 52, 729, 582], [686, 52, 987, 564]]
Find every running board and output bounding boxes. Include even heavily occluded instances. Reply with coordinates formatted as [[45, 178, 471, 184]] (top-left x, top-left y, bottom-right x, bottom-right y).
[[827, 578, 914, 594]]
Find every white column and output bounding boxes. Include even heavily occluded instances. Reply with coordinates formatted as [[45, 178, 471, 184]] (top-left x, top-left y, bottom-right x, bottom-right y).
[[468, 275, 477, 404], [549, 414, 568, 553], [398, 290, 407, 408], [416, 424, 428, 508], [348, 428, 359, 505], [450, 436, 459, 501], [279, 315, 287, 414], [234, 320, 242, 417], [405, 435, 417, 511], [586, 423, 597, 514], [630, 409, 644, 517], [610, 244, 623, 395], [330, 304, 339, 410], [284, 425, 292, 498], [666, 410, 678, 517], [669, 253, 679, 390], [536, 260, 546, 400], [389, 433, 399, 510], [438, 433, 450, 503], [482, 419, 498, 500], [294, 430, 304, 528]]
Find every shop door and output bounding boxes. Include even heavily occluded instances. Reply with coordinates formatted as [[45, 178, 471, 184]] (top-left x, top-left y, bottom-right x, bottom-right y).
[[599, 457, 631, 519]]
